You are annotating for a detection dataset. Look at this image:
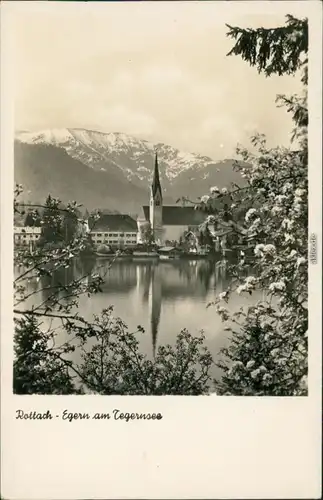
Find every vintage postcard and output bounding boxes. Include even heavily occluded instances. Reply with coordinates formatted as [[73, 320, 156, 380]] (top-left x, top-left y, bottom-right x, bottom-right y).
[[1, 0, 321, 498]]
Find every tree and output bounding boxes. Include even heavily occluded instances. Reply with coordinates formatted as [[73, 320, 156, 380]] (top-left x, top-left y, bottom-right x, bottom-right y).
[[140, 222, 155, 247], [200, 15, 308, 395], [14, 316, 76, 395], [24, 209, 41, 227], [61, 206, 82, 243], [41, 195, 64, 244]]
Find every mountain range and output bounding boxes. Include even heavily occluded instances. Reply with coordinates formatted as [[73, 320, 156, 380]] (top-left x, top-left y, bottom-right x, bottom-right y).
[[15, 128, 244, 215]]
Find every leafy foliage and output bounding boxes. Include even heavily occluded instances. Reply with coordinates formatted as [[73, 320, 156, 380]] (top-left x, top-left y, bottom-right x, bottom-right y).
[[201, 15, 309, 396], [14, 316, 76, 395], [76, 309, 213, 395], [226, 15, 308, 79]]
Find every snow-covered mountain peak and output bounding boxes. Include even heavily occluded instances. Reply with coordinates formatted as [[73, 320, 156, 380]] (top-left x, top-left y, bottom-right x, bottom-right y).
[[17, 128, 74, 145], [15, 127, 217, 184]]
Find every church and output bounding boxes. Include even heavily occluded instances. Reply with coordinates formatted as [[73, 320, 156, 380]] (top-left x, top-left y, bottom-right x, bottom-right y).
[[137, 153, 206, 246]]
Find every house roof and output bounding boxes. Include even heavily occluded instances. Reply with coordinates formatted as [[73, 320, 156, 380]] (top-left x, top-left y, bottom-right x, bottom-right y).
[[143, 205, 206, 226], [159, 246, 177, 252], [89, 214, 138, 232]]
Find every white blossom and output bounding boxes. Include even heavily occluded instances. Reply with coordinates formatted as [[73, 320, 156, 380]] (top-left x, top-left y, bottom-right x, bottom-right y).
[[232, 361, 244, 369], [259, 316, 272, 329], [236, 276, 257, 295], [248, 218, 261, 233], [275, 194, 287, 204], [201, 195, 210, 204], [271, 205, 283, 215], [282, 182, 293, 194], [263, 244, 276, 255], [210, 186, 220, 195], [285, 233, 295, 243], [251, 368, 261, 379], [254, 243, 265, 256], [245, 208, 257, 222], [269, 281, 286, 292], [216, 305, 229, 320], [219, 291, 228, 301], [293, 202, 302, 214], [206, 215, 216, 224], [281, 218, 294, 230], [295, 188, 306, 197], [246, 360, 256, 370], [221, 187, 228, 194], [296, 256, 306, 267]]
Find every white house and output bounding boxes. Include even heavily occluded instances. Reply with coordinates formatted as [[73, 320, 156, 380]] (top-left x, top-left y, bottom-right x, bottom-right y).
[[88, 213, 138, 248], [14, 226, 41, 246]]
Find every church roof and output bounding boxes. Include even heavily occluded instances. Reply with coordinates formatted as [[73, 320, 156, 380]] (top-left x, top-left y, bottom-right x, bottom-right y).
[[89, 214, 138, 232], [142, 205, 206, 226]]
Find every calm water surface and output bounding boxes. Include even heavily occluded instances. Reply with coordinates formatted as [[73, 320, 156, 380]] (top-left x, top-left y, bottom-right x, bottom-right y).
[[18, 257, 261, 379]]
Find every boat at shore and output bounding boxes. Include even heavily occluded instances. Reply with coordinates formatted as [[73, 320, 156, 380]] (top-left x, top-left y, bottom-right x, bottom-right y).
[[159, 254, 179, 261]]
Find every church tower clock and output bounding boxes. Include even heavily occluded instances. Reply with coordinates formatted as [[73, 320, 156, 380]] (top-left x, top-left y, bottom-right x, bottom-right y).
[[150, 152, 163, 244]]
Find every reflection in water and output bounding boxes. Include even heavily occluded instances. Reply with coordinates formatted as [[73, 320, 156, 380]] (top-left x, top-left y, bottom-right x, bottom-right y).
[[17, 257, 251, 373], [79, 258, 230, 355], [150, 265, 161, 358]]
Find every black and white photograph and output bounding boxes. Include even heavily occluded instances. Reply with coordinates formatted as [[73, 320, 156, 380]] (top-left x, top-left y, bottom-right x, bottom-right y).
[[9, 2, 311, 398], [1, 2, 322, 499]]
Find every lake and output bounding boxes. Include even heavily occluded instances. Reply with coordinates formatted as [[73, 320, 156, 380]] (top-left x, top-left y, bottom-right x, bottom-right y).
[[16, 256, 261, 380]]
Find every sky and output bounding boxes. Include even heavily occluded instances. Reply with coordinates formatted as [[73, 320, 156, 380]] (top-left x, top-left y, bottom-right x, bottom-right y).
[[11, 1, 304, 159]]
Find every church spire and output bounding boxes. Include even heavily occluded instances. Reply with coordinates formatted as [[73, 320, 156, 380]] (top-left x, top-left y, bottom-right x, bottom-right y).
[[151, 151, 162, 199]]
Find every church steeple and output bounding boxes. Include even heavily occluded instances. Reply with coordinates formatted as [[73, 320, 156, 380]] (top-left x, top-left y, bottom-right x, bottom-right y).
[[150, 151, 163, 244], [151, 152, 162, 200]]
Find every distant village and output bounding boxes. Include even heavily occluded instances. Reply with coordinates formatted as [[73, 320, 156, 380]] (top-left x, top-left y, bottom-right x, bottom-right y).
[[14, 154, 247, 260]]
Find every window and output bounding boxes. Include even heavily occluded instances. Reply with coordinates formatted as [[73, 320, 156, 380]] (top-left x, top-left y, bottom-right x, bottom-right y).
[[97, 239, 102, 243]]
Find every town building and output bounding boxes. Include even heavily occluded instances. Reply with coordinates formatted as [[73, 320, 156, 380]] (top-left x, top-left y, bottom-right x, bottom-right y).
[[89, 213, 138, 248], [138, 153, 206, 246], [14, 226, 41, 247]]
